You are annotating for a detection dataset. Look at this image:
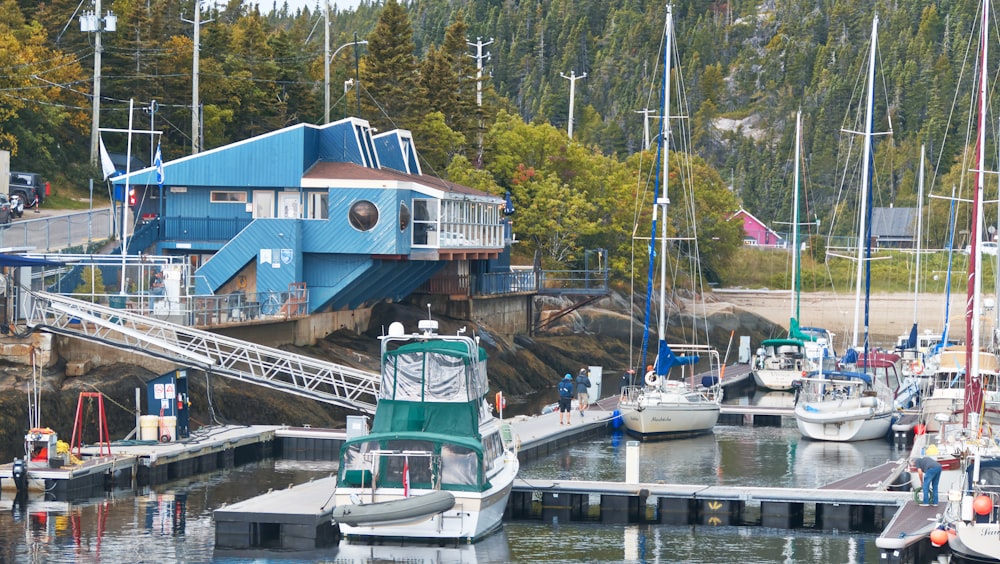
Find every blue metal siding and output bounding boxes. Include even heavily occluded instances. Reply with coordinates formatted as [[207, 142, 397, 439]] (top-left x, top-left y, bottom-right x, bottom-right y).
[[126, 127, 310, 187], [318, 122, 373, 167], [300, 187, 410, 255], [301, 255, 443, 311], [195, 219, 301, 294], [373, 134, 404, 172]]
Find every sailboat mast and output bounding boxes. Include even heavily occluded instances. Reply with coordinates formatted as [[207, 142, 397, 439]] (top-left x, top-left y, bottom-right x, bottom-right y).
[[792, 111, 802, 322], [913, 146, 924, 324], [965, 0, 988, 428], [851, 15, 878, 352], [657, 6, 673, 352]]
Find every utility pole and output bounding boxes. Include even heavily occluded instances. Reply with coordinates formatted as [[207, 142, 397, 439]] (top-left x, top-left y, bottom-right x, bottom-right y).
[[560, 70, 586, 139], [80, 0, 117, 167], [324, 0, 330, 123], [325, 38, 368, 123], [183, 2, 211, 154], [467, 36, 493, 107], [634, 108, 656, 150], [467, 36, 493, 164]]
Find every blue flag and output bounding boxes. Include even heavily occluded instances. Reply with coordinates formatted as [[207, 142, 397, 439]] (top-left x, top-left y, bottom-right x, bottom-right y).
[[153, 142, 164, 188]]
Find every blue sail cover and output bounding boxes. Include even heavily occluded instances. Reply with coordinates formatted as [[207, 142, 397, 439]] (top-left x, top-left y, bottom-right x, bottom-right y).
[[656, 340, 698, 373], [841, 347, 859, 366]]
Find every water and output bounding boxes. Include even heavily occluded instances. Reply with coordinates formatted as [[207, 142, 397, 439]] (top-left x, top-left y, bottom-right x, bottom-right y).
[[0, 400, 918, 564]]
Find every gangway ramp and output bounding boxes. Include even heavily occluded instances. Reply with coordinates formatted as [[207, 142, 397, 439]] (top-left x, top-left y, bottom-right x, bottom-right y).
[[23, 290, 378, 413]]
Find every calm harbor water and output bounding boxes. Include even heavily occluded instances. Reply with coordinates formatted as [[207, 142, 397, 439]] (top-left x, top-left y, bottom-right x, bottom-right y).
[[0, 388, 926, 563]]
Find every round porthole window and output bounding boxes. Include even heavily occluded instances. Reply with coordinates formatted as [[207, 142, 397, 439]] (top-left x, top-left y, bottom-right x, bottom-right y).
[[349, 200, 379, 231], [399, 202, 411, 231]]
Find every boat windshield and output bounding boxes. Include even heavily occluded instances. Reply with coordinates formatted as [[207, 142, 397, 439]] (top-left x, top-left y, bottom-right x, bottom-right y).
[[381, 338, 488, 402], [339, 437, 483, 491]]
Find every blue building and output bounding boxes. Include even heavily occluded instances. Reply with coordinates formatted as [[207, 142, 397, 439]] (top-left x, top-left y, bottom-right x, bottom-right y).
[[114, 117, 510, 315]]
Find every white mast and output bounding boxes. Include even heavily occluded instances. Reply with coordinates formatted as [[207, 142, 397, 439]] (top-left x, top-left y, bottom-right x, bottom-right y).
[[791, 111, 801, 321], [913, 145, 924, 324], [657, 6, 673, 353]]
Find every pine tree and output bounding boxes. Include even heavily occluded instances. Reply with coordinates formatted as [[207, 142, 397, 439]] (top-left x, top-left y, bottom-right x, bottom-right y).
[[362, 0, 426, 131]]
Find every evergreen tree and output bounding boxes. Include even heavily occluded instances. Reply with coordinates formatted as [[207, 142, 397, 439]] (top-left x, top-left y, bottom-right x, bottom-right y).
[[362, 0, 425, 131]]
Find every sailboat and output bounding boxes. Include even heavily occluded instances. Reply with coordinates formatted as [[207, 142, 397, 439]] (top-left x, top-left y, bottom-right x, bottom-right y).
[[943, 4, 1000, 559], [793, 15, 903, 443], [753, 112, 837, 391], [617, 5, 722, 440]]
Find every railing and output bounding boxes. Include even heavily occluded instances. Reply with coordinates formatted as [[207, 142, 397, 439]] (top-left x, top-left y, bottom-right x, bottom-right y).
[[538, 268, 609, 295], [477, 270, 537, 295], [0, 208, 113, 252], [73, 288, 309, 328], [163, 216, 253, 241]]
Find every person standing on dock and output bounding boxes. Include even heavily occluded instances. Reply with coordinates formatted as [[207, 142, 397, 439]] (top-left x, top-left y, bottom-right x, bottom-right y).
[[911, 456, 942, 505], [558, 374, 574, 425], [576, 368, 592, 418]]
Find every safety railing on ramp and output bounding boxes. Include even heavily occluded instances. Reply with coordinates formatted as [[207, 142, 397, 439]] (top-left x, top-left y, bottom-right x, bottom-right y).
[[23, 289, 379, 413]]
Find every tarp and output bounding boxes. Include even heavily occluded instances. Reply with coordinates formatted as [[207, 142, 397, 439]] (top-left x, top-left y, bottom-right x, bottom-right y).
[[0, 254, 64, 267]]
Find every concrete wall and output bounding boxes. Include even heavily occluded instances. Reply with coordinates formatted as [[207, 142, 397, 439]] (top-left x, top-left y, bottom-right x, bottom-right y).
[[414, 293, 530, 336]]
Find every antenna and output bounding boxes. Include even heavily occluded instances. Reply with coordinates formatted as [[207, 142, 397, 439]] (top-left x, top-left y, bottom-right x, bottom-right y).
[[426, 303, 432, 320]]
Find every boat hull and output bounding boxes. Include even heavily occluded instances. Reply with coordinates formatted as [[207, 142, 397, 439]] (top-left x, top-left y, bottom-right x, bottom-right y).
[[794, 401, 893, 442], [620, 401, 719, 440], [334, 459, 518, 543], [752, 368, 800, 391], [949, 521, 1000, 563]]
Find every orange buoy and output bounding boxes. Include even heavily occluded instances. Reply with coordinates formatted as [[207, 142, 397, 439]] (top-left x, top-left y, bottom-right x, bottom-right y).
[[974, 495, 993, 516], [929, 529, 949, 547], [913, 424, 926, 435]]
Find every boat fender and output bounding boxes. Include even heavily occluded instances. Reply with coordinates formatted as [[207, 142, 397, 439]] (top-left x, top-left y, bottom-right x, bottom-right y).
[[611, 409, 622, 429]]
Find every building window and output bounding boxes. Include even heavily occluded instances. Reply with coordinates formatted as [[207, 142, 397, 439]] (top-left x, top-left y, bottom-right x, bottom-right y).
[[349, 200, 379, 231], [399, 202, 411, 231], [309, 193, 329, 219], [210, 191, 248, 203]]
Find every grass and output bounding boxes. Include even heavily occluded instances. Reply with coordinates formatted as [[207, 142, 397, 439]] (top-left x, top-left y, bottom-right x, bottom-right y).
[[719, 247, 990, 294]]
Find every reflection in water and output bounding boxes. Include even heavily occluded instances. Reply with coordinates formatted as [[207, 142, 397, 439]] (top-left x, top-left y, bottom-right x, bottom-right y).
[[0, 425, 904, 563]]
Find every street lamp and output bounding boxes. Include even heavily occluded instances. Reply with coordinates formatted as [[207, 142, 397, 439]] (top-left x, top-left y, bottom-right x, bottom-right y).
[[325, 39, 368, 123], [80, 1, 117, 167]]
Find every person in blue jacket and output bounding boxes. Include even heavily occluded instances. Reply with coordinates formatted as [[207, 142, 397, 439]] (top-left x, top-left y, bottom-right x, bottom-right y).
[[558, 374, 574, 425]]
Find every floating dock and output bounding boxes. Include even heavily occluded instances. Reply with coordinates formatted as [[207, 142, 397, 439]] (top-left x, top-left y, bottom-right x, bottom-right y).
[[0, 425, 281, 500]]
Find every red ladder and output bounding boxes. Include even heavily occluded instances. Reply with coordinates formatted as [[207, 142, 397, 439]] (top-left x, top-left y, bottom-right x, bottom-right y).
[[70, 392, 112, 457]]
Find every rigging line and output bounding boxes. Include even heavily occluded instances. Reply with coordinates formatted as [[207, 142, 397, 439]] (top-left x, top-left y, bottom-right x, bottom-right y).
[[0, 93, 88, 110]]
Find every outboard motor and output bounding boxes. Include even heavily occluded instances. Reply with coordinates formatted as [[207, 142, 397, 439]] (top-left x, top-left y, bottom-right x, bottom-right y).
[[11, 457, 27, 492]]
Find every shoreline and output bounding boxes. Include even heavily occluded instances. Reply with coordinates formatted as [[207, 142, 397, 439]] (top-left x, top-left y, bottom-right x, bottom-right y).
[[717, 290, 973, 348]]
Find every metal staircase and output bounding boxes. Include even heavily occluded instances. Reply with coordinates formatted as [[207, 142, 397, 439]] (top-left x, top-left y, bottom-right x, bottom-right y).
[[23, 290, 379, 413]]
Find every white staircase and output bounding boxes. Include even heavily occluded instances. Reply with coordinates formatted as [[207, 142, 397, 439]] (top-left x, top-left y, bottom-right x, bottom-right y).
[[23, 290, 379, 413]]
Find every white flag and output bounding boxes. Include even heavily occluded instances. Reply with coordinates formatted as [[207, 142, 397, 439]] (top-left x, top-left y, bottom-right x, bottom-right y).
[[99, 136, 116, 180]]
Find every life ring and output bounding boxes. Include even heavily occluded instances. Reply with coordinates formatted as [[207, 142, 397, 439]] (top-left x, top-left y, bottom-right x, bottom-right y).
[[644, 371, 658, 386], [911, 361, 923, 375]]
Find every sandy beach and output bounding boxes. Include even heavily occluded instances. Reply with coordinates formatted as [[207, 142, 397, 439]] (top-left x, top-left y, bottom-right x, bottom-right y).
[[717, 290, 973, 349]]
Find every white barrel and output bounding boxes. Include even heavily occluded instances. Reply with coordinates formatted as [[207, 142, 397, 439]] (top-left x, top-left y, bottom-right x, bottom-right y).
[[139, 415, 159, 441], [159, 416, 177, 442]]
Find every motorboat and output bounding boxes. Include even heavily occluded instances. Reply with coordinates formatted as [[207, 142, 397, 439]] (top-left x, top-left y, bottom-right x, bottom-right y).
[[331, 318, 519, 542]]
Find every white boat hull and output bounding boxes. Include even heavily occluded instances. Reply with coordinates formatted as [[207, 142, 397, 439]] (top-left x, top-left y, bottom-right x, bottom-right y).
[[620, 391, 720, 439], [949, 521, 1000, 563], [794, 400, 893, 442], [334, 458, 518, 542], [752, 368, 800, 391]]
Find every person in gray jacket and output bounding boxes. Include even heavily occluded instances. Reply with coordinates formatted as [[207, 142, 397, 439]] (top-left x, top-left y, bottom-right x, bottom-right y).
[[575, 368, 592, 418]]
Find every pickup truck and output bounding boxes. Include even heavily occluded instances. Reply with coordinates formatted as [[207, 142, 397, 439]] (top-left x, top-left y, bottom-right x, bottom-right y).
[[8, 172, 46, 214]]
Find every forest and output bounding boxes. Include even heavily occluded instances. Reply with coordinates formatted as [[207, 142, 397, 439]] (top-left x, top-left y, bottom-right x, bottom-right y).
[[0, 0, 996, 285]]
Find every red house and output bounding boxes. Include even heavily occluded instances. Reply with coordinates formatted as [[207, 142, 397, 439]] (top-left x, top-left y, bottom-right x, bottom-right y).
[[729, 208, 785, 248]]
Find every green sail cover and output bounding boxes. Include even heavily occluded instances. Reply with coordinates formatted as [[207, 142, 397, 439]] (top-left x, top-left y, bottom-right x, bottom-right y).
[[789, 317, 817, 342]]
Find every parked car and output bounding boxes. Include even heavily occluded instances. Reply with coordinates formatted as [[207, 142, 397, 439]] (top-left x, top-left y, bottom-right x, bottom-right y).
[[964, 241, 999, 256], [0, 194, 13, 226], [8, 171, 46, 208]]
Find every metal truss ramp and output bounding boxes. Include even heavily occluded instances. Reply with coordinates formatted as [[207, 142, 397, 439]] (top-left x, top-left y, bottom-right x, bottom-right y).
[[23, 290, 378, 413]]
